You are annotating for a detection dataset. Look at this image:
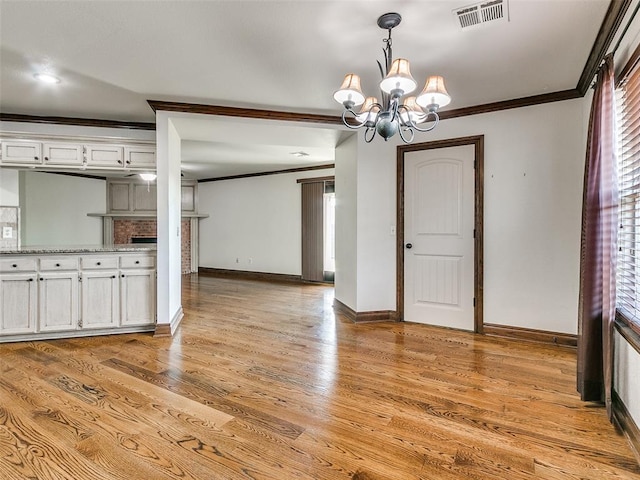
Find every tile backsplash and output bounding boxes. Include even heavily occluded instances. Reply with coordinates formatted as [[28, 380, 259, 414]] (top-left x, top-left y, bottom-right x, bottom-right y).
[[0, 206, 19, 249]]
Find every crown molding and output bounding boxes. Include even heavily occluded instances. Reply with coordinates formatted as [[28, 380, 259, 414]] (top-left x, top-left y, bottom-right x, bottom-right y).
[[147, 101, 343, 126], [0, 113, 156, 131]]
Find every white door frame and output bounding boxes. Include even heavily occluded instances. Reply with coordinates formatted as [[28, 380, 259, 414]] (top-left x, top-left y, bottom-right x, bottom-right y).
[[396, 135, 484, 333]]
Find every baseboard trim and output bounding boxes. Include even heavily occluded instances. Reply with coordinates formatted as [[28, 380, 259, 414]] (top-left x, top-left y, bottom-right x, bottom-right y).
[[612, 390, 640, 466], [198, 267, 305, 284], [154, 306, 184, 337], [333, 299, 397, 323], [483, 323, 577, 347]]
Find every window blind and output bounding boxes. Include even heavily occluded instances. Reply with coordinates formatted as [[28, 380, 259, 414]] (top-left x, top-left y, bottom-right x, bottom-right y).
[[617, 61, 640, 324]]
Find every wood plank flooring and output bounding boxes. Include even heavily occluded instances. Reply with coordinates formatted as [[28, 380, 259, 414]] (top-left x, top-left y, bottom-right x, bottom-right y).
[[1, 274, 639, 479]]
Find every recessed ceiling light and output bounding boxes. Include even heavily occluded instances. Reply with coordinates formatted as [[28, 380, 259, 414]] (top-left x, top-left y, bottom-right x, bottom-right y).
[[34, 73, 61, 84], [290, 151, 309, 158]]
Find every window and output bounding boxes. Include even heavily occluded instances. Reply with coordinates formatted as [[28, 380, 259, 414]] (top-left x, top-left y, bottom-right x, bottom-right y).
[[616, 54, 640, 334]]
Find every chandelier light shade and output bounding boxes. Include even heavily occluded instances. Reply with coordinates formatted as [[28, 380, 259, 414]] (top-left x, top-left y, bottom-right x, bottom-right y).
[[333, 74, 365, 108], [400, 96, 426, 124], [356, 96, 381, 124], [416, 75, 451, 111], [380, 58, 417, 96], [333, 12, 451, 143]]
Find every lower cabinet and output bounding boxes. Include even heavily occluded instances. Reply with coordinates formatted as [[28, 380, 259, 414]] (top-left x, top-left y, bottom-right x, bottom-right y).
[[38, 271, 79, 332], [0, 251, 156, 342], [81, 270, 120, 329], [120, 269, 156, 326], [0, 273, 37, 334]]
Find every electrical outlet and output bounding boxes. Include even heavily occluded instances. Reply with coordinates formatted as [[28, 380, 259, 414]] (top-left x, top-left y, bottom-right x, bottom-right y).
[[2, 226, 12, 239]]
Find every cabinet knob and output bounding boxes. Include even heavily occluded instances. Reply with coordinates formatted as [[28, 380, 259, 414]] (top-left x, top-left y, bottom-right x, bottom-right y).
[[44, 157, 49, 161], [39, 277, 43, 281], [55, 263, 60, 267], [12, 264, 17, 268], [117, 160, 123, 164], [97, 262, 101, 266], [34, 156, 39, 160], [111, 275, 116, 279], [126, 160, 131, 165], [28, 278, 34, 282], [135, 260, 140, 264], [121, 274, 125, 278]]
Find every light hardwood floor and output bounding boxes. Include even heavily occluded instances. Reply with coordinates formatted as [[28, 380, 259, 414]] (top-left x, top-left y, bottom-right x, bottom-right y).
[[1, 274, 639, 479]]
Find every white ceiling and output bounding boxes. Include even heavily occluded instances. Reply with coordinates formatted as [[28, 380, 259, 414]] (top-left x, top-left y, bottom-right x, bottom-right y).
[[0, 0, 610, 179]]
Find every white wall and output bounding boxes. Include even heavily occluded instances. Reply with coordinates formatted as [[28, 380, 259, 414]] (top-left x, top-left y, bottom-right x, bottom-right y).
[[348, 98, 586, 335], [20, 171, 105, 246], [198, 167, 335, 275], [335, 135, 357, 310], [0, 169, 20, 206]]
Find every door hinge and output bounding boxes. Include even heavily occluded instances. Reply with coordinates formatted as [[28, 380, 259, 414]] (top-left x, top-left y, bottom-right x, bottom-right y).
[[473, 297, 476, 307], [473, 229, 476, 238]]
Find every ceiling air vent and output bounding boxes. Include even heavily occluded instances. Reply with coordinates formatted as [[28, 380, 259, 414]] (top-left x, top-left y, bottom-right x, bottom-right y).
[[454, 0, 508, 29]]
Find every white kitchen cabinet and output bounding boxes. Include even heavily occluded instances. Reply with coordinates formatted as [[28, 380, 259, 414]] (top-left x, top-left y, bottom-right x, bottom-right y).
[[81, 270, 120, 329], [1, 135, 155, 171], [125, 145, 156, 169], [85, 144, 125, 168], [181, 184, 196, 212], [38, 271, 79, 332], [108, 182, 132, 212], [42, 142, 84, 166], [0, 273, 37, 334], [120, 268, 155, 326], [132, 183, 157, 212], [0, 251, 155, 342], [1, 140, 42, 165]]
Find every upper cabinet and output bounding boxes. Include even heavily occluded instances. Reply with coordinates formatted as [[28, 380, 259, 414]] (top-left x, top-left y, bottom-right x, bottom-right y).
[[107, 178, 198, 214], [85, 144, 124, 168], [1, 140, 42, 165], [43, 143, 84, 166], [125, 146, 156, 169], [0, 136, 155, 172]]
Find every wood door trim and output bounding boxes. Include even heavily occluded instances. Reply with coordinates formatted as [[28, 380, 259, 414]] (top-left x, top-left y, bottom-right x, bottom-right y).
[[396, 135, 484, 333]]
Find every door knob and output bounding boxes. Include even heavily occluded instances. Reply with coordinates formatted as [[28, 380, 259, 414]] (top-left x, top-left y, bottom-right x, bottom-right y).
[[405, 243, 413, 249]]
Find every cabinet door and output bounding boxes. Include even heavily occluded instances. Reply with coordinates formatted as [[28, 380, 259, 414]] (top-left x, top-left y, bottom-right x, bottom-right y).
[[108, 182, 131, 212], [133, 183, 157, 212], [80, 271, 119, 329], [85, 144, 124, 168], [124, 146, 155, 169], [1, 140, 42, 165], [38, 272, 79, 332], [42, 143, 84, 166], [0, 274, 37, 334], [181, 185, 196, 212], [120, 270, 155, 326]]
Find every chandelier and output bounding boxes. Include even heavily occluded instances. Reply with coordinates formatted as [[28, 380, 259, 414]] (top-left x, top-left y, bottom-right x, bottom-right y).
[[333, 13, 451, 143]]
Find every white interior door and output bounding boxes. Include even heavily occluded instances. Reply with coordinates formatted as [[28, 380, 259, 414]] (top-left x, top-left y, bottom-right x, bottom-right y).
[[404, 145, 475, 330]]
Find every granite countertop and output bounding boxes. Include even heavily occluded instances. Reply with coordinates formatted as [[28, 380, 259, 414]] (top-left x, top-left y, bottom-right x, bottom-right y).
[[0, 244, 157, 255]]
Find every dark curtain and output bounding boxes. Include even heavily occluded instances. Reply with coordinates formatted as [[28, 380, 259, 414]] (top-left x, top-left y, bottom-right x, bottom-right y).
[[577, 54, 618, 419]]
